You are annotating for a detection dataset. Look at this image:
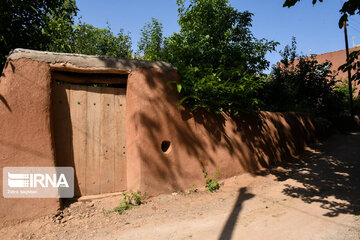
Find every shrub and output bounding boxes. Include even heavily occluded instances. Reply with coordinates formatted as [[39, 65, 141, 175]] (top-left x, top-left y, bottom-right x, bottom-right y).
[[112, 191, 146, 215], [199, 158, 220, 192]]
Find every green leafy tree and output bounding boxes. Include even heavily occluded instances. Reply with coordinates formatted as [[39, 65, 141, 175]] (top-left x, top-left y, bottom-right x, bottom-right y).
[[137, 18, 164, 61], [69, 21, 133, 58], [283, 0, 360, 94], [43, 0, 78, 53], [0, 1, 132, 68], [263, 38, 346, 119], [163, 0, 277, 114], [0, 0, 78, 68], [279, 36, 298, 68]]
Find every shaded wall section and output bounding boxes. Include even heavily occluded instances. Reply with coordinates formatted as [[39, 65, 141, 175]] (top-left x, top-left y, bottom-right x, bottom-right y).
[[0, 59, 60, 224], [126, 68, 316, 194]]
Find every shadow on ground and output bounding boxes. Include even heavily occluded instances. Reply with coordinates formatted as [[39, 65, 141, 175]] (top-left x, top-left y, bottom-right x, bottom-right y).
[[270, 132, 360, 217], [218, 187, 255, 240]]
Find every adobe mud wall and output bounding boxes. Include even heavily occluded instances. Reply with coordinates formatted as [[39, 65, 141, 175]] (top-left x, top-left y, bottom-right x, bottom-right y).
[[0, 49, 317, 224], [0, 50, 177, 224], [126, 68, 316, 194], [0, 59, 60, 224]]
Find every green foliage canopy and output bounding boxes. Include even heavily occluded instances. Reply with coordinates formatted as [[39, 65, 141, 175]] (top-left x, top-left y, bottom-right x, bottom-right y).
[[163, 0, 278, 114], [283, 0, 360, 88], [263, 38, 346, 119], [0, 0, 78, 68], [137, 18, 163, 61], [69, 21, 132, 58], [0, 0, 132, 69], [42, 0, 78, 53]]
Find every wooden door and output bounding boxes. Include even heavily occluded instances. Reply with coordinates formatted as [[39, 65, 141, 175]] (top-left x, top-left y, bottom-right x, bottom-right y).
[[53, 83, 126, 196]]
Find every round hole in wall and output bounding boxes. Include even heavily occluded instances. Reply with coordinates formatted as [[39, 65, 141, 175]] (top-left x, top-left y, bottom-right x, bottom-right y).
[[161, 141, 171, 153]]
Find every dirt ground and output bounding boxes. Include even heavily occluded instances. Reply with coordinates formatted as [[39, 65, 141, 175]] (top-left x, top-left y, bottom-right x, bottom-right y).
[[1, 132, 360, 240]]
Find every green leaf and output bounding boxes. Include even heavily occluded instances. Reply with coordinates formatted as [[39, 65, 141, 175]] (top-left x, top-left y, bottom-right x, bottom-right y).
[[176, 83, 182, 93], [167, 80, 177, 85], [178, 95, 200, 108]]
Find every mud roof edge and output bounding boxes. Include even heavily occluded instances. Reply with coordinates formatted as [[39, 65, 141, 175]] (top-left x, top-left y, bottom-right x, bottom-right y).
[[7, 48, 175, 73]]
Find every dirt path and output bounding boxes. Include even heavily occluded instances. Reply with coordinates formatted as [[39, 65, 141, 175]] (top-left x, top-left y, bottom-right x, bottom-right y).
[[1, 132, 360, 240]]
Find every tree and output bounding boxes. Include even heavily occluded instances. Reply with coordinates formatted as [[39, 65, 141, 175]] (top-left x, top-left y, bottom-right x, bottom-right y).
[[163, 0, 277, 114], [0, 0, 78, 68], [69, 21, 133, 58], [279, 36, 298, 68], [283, 0, 360, 91], [0, 1, 133, 69], [43, 0, 79, 53], [137, 18, 164, 61], [263, 38, 346, 119]]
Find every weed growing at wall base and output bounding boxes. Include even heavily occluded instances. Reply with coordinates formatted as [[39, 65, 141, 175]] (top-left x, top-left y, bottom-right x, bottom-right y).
[[199, 158, 220, 192], [204, 169, 220, 192], [112, 191, 146, 215]]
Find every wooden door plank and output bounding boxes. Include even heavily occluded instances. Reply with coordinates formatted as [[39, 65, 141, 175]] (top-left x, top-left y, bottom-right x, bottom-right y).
[[85, 86, 102, 195], [53, 83, 72, 168], [69, 85, 87, 196], [99, 87, 116, 194], [114, 88, 127, 192]]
